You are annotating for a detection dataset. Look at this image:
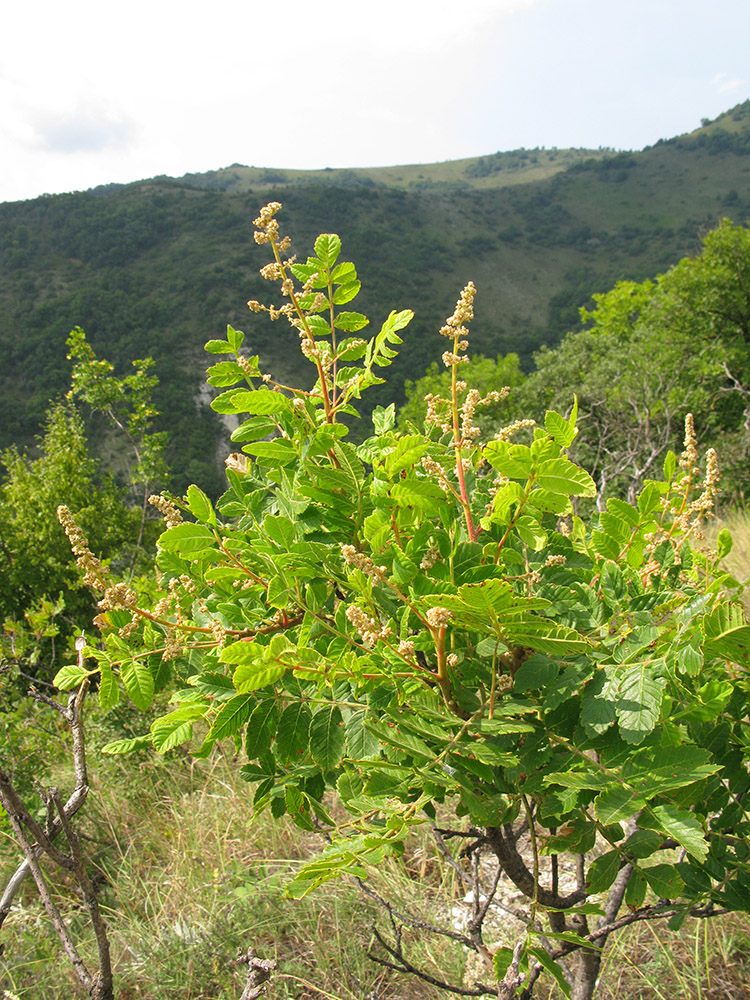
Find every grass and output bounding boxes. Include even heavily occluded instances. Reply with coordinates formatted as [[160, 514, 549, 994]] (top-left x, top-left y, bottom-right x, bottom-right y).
[[2, 736, 750, 1000], [0, 747, 465, 1000], [710, 507, 750, 610]]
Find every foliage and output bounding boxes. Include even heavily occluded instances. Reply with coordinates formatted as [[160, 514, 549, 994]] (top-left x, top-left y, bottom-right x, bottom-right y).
[[59, 207, 750, 999], [522, 219, 750, 506], [0, 401, 134, 674]]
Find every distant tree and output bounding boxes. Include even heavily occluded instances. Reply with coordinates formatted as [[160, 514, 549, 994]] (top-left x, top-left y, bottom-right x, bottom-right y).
[[0, 401, 134, 674], [521, 219, 750, 504]]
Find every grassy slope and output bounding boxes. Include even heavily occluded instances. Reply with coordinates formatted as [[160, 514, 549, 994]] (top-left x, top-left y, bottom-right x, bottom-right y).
[[1, 102, 749, 492]]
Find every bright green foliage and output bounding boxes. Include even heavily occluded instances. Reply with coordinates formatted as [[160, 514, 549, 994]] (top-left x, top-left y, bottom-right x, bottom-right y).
[[66, 206, 750, 998], [0, 401, 134, 672], [523, 219, 750, 505], [66, 327, 168, 497]]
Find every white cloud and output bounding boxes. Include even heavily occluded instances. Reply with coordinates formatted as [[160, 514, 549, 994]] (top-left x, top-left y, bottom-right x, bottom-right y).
[[712, 72, 746, 93]]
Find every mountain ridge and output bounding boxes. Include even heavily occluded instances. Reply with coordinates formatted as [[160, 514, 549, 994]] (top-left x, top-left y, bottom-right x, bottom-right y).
[[1, 101, 749, 493]]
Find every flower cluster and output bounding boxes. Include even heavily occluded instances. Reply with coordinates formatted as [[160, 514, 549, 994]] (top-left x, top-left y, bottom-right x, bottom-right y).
[[148, 493, 183, 528], [345, 605, 391, 647], [57, 505, 108, 593], [253, 202, 290, 252], [426, 606, 453, 629], [440, 282, 476, 368], [340, 544, 387, 580]]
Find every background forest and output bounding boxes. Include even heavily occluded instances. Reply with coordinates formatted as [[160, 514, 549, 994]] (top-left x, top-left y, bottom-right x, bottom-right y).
[[1, 102, 750, 1000]]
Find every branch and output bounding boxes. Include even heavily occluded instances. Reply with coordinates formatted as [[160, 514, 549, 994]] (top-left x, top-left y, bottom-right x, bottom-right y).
[[236, 949, 278, 1000]]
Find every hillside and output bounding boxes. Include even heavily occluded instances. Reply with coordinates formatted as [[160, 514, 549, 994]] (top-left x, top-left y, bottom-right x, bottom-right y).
[[1, 101, 749, 494]]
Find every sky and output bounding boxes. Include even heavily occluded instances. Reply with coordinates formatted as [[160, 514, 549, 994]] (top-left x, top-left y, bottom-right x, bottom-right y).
[[1, 0, 749, 204]]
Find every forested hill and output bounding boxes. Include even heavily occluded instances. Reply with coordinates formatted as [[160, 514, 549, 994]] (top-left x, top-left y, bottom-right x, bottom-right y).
[[1, 101, 749, 493]]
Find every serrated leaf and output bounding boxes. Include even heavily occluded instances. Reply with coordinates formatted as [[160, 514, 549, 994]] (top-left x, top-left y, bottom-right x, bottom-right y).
[[101, 735, 151, 755], [600, 560, 627, 605], [335, 311, 369, 332], [232, 662, 286, 693], [159, 523, 217, 555], [345, 709, 381, 758], [535, 457, 596, 497], [716, 528, 733, 561], [151, 706, 205, 753], [333, 281, 361, 305], [615, 662, 666, 744], [53, 664, 89, 691], [595, 785, 648, 825], [309, 705, 345, 770], [528, 947, 571, 998], [586, 850, 621, 893], [121, 660, 154, 710], [225, 389, 291, 415], [581, 666, 618, 736], [276, 702, 311, 762], [544, 407, 577, 449], [204, 339, 236, 354], [314, 233, 342, 267], [647, 805, 708, 861], [245, 699, 277, 759], [186, 484, 215, 525], [208, 693, 254, 741], [703, 603, 750, 666], [98, 662, 120, 710], [206, 360, 246, 387], [643, 863, 685, 899]]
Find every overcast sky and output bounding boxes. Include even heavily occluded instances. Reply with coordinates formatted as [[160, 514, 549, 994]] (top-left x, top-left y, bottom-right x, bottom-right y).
[[2, 0, 748, 204]]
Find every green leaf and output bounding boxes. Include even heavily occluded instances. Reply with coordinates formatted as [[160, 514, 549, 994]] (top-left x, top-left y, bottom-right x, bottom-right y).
[[151, 706, 205, 753], [544, 407, 577, 449], [186, 484, 215, 525], [535, 457, 596, 497], [226, 325, 245, 352], [98, 662, 120, 711], [245, 699, 277, 759], [53, 664, 89, 691], [276, 702, 311, 762], [390, 478, 446, 511], [514, 653, 558, 692], [345, 709, 380, 759], [206, 361, 246, 387], [314, 233, 342, 267], [204, 339, 236, 354], [615, 662, 666, 744], [528, 948, 571, 999], [309, 705, 345, 770], [101, 735, 151, 755], [703, 603, 750, 666], [644, 864, 685, 899], [244, 439, 298, 466], [600, 560, 627, 606], [484, 440, 534, 479], [225, 389, 291, 415], [595, 785, 648, 825], [232, 661, 286, 693], [208, 694, 254, 741], [716, 529, 733, 561], [586, 850, 621, 893], [515, 515, 547, 550], [333, 281, 361, 305], [121, 660, 154, 710], [335, 311, 369, 332], [372, 404, 395, 435], [647, 805, 708, 861], [580, 666, 619, 737], [159, 523, 217, 555]]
